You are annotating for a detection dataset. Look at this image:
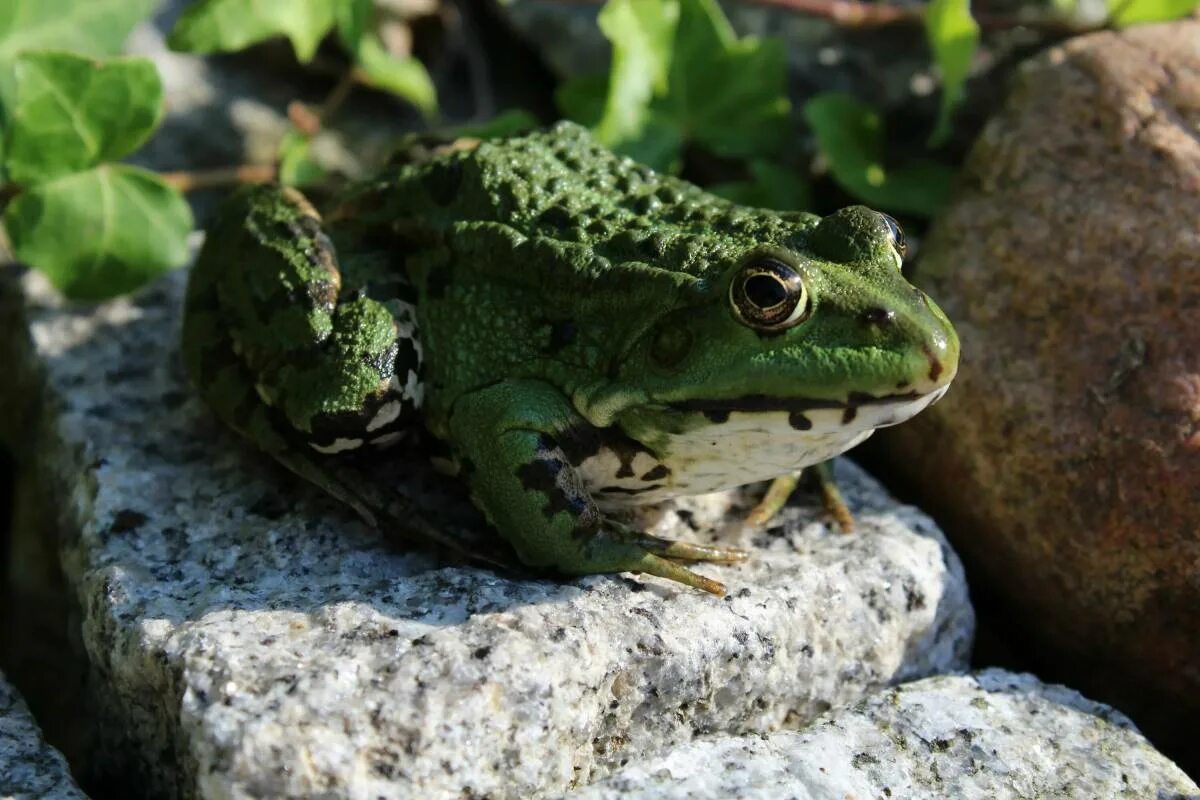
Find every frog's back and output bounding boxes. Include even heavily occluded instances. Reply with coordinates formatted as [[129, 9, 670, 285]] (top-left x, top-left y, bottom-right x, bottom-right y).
[[368, 122, 816, 284]]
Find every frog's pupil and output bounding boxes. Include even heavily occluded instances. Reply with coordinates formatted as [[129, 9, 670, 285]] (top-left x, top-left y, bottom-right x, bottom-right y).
[[745, 274, 787, 309]]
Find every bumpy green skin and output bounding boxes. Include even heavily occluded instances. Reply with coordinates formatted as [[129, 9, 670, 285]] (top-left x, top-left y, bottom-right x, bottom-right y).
[[183, 122, 960, 594]]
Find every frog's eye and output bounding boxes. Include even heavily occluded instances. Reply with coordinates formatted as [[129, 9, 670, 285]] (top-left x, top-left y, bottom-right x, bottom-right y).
[[730, 258, 809, 331], [880, 213, 907, 260]]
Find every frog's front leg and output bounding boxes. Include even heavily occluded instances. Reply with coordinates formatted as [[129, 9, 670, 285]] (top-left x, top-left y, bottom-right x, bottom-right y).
[[449, 381, 746, 595]]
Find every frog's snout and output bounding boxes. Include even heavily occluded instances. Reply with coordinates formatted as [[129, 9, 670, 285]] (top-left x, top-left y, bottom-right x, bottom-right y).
[[912, 294, 959, 393], [864, 289, 959, 394]]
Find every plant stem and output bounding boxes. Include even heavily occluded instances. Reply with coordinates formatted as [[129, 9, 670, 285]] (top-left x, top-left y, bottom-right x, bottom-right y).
[[159, 165, 278, 193], [555, 0, 1098, 33]]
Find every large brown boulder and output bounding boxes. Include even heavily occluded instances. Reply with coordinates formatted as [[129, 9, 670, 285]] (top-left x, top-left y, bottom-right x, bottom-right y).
[[875, 20, 1200, 766]]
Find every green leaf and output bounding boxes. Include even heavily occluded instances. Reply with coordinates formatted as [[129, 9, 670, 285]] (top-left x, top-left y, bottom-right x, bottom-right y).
[[560, 0, 790, 172], [168, 0, 336, 62], [557, 73, 608, 129], [668, 4, 790, 161], [449, 109, 539, 140], [277, 130, 325, 187], [710, 160, 811, 210], [4, 164, 193, 299], [924, 0, 979, 146], [0, 0, 158, 60], [332, 0, 436, 115], [3, 51, 163, 184], [352, 36, 436, 116], [334, 0, 372, 49], [1108, 0, 1200, 24], [592, 0, 679, 145], [804, 93, 955, 217]]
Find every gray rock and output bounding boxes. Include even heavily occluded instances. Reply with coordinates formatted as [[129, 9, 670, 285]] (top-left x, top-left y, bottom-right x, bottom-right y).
[[564, 669, 1200, 800], [0, 264, 971, 799], [0, 672, 88, 800]]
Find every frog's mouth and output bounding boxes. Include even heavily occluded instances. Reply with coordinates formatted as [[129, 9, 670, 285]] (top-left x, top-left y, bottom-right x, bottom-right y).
[[669, 385, 950, 430]]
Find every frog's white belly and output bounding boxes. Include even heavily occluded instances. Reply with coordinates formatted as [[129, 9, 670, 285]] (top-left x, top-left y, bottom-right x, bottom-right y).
[[579, 388, 947, 509]]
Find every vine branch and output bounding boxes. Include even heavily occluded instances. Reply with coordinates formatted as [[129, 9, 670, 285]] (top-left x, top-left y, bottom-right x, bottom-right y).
[[158, 164, 278, 193]]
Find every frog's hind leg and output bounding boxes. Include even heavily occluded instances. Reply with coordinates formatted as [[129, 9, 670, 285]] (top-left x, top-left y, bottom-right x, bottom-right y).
[[182, 184, 424, 522], [744, 462, 855, 533]]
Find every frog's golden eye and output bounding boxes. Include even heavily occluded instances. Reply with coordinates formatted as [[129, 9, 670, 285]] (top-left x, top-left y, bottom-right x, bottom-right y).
[[880, 213, 907, 259], [730, 258, 809, 331]]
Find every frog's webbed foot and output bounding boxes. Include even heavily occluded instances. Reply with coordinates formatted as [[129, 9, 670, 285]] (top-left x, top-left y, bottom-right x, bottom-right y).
[[591, 522, 747, 596], [745, 462, 855, 533]]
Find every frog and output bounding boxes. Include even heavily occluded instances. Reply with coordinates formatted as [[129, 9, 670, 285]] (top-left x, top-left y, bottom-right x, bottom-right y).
[[181, 121, 959, 596]]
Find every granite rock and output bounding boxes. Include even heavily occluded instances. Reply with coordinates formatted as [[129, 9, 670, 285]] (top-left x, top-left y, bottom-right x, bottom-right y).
[[0, 672, 88, 800], [0, 264, 972, 799], [564, 669, 1200, 800]]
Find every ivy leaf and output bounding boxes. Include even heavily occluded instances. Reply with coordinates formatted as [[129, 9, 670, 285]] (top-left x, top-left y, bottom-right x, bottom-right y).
[[560, 0, 789, 172], [333, 0, 372, 47], [4, 164, 193, 299], [3, 51, 163, 184], [556, 73, 607, 129], [804, 93, 955, 217], [334, 0, 436, 116], [592, 0, 679, 145], [352, 37, 436, 116], [710, 160, 811, 211], [0, 0, 158, 60], [168, 0, 336, 62], [1108, 0, 1200, 24], [665, 0, 790, 161], [924, 0, 979, 146], [277, 131, 325, 188]]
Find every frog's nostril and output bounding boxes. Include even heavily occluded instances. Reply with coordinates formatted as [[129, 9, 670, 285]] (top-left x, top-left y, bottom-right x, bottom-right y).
[[861, 307, 896, 326]]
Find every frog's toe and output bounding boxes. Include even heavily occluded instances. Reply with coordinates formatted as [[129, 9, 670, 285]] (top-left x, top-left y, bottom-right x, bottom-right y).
[[636, 554, 730, 596], [630, 532, 748, 565], [586, 525, 744, 595]]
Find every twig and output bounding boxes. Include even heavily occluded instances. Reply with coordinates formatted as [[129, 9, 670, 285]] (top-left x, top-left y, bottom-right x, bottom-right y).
[[318, 68, 361, 123], [158, 165, 278, 193]]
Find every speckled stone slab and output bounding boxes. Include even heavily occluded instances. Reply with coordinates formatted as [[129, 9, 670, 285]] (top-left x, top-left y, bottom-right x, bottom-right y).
[[564, 669, 1200, 799], [0, 672, 88, 800], [0, 266, 972, 799]]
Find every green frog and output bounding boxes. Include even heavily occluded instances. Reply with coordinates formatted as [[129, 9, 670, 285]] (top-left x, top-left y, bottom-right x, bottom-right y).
[[182, 122, 958, 596]]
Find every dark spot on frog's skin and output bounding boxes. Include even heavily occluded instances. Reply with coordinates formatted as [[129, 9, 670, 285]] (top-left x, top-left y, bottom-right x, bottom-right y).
[[598, 484, 663, 495], [425, 265, 452, 300], [423, 159, 463, 206], [788, 411, 812, 431], [559, 426, 657, 484], [472, 646, 492, 659], [703, 409, 730, 424], [514, 435, 599, 528], [546, 321, 577, 353], [108, 509, 148, 534], [306, 279, 338, 311], [925, 345, 944, 382], [842, 406, 858, 425], [641, 464, 670, 481], [362, 339, 399, 382]]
